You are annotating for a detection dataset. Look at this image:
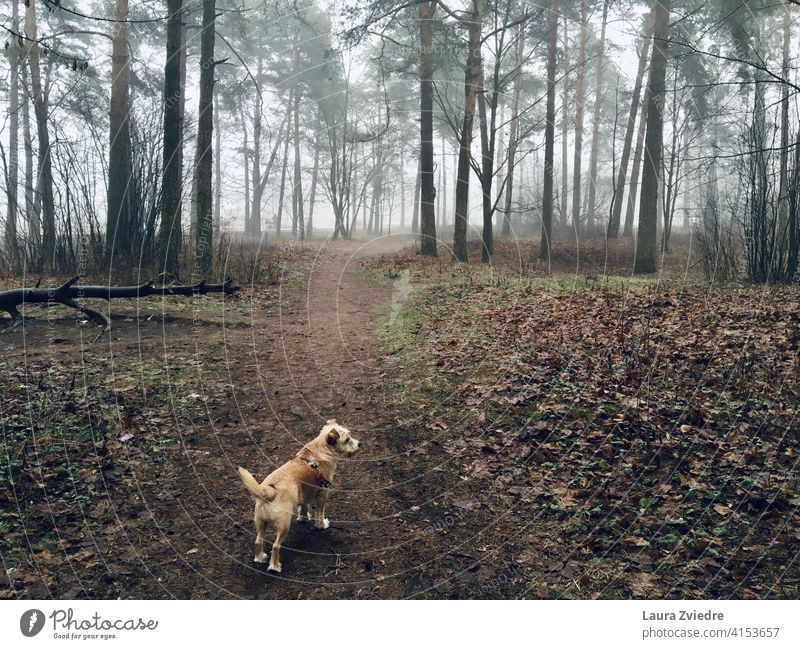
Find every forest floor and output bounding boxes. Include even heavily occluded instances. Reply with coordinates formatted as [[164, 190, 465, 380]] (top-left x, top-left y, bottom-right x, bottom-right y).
[[1, 235, 799, 599]]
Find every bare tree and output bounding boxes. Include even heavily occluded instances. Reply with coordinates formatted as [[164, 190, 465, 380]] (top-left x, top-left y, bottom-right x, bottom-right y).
[[608, 5, 653, 238], [194, 0, 217, 277], [25, 0, 56, 271], [419, 0, 439, 256], [571, 0, 588, 234], [634, 0, 670, 274], [106, 0, 134, 267], [535, 0, 558, 263], [502, 21, 525, 238], [159, 0, 185, 275], [4, 0, 21, 271], [292, 42, 305, 240], [585, 0, 609, 230]]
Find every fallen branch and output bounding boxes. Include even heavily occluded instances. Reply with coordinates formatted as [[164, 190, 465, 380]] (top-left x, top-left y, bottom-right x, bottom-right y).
[[0, 276, 239, 331]]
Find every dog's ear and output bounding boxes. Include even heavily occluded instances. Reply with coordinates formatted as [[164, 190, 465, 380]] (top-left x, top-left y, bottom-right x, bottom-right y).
[[326, 418, 337, 425], [326, 429, 340, 446]]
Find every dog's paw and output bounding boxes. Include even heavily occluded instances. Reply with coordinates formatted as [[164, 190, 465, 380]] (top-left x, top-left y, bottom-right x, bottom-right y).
[[254, 552, 268, 564], [315, 517, 330, 530], [268, 563, 282, 573]]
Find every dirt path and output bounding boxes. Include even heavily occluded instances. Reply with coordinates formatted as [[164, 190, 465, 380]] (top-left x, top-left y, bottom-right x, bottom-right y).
[[122, 236, 427, 598]]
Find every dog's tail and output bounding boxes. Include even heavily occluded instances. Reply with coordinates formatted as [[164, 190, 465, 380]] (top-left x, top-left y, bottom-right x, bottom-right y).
[[237, 467, 277, 501]]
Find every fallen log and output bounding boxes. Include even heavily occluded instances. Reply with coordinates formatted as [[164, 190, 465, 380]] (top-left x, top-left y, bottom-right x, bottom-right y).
[[0, 275, 239, 331]]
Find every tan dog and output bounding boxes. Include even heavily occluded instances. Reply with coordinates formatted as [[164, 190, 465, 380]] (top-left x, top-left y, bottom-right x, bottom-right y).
[[237, 419, 361, 573]]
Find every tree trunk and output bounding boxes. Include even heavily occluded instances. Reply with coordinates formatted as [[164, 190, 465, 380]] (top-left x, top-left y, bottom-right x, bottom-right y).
[[292, 45, 305, 240], [777, 4, 790, 242], [494, 105, 505, 234], [453, 0, 483, 262], [570, 0, 588, 234], [5, 0, 20, 270], [436, 144, 442, 226], [624, 85, 649, 237], [214, 92, 222, 237], [26, 0, 56, 271], [400, 147, 406, 227], [412, 156, 421, 233], [608, 4, 653, 238], [370, 148, 383, 235], [250, 61, 263, 238], [194, 0, 216, 278], [241, 104, 250, 234], [159, 0, 185, 275], [503, 23, 524, 238], [661, 101, 680, 253], [361, 169, 369, 232], [0, 276, 237, 329], [21, 63, 35, 230], [249, 115, 261, 239], [106, 0, 134, 268], [585, 0, 609, 231], [442, 143, 449, 229], [634, 0, 669, 274], [560, 14, 569, 226], [275, 117, 291, 237], [367, 172, 376, 234], [536, 0, 558, 262], [419, 1, 438, 256], [307, 125, 320, 238]]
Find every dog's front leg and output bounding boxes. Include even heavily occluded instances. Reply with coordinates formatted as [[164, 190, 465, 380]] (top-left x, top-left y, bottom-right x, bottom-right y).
[[314, 490, 330, 530], [297, 503, 311, 522]]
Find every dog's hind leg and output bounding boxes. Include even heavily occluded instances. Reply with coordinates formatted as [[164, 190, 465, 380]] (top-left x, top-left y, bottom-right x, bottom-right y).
[[253, 512, 268, 564], [314, 491, 330, 530], [269, 512, 291, 573]]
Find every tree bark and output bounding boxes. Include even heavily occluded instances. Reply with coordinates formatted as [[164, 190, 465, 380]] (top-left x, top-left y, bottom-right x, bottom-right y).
[[585, 0, 609, 230], [608, 5, 653, 238], [26, 0, 56, 272], [0, 276, 237, 330], [571, 0, 588, 234], [21, 63, 35, 231], [453, 0, 483, 262], [241, 105, 250, 234], [370, 147, 383, 235], [214, 92, 222, 237], [159, 0, 185, 275], [5, 0, 20, 270], [307, 125, 320, 239], [634, 0, 669, 274], [624, 85, 648, 237], [276, 114, 291, 238], [536, 0, 558, 262], [560, 14, 569, 226], [419, 1, 438, 256], [400, 147, 406, 227], [502, 22, 524, 238], [106, 0, 134, 268], [777, 4, 790, 241], [412, 156, 421, 233], [249, 58, 263, 238], [441, 142, 448, 228], [495, 104, 505, 233], [194, 0, 216, 278], [292, 44, 305, 240]]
